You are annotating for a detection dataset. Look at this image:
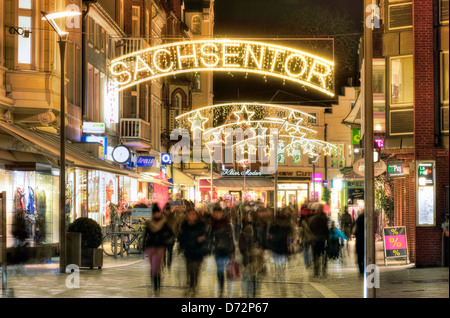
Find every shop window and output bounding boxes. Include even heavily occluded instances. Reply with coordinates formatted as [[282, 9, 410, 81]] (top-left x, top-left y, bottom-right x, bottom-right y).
[[307, 113, 317, 125], [277, 142, 285, 164], [292, 149, 301, 164], [390, 56, 413, 106], [191, 15, 201, 34]]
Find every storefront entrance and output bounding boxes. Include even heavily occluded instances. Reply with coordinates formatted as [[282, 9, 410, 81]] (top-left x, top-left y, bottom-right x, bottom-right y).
[[277, 183, 309, 210]]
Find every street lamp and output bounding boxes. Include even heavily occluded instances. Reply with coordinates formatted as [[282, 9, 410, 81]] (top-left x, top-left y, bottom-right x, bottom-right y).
[[41, 10, 81, 274]]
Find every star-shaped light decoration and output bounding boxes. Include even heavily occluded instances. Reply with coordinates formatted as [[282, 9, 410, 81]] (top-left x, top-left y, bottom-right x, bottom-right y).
[[187, 111, 209, 131], [233, 105, 255, 125]]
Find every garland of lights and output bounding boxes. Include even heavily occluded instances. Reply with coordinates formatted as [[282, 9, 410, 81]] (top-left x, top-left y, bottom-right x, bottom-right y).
[[175, 103, 338, 158], [109, 39, 335, 97]]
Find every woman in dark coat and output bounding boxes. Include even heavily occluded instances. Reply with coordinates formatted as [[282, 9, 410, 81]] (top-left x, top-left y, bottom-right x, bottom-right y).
[[143, 203, 175, 294], [268, 207, 294, 281], [178, 208, 208, 296], [210, 204, 235, 297]]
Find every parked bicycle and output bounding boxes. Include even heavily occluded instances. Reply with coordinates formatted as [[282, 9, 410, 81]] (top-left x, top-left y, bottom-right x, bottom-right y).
[[102, 218, 146, 256]]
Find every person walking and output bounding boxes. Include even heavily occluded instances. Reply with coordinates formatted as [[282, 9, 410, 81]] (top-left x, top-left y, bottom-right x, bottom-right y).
[[143, 203, 175, 294], [340, 206, 353, 251], [209, 204, 235, 297], [354, 209, 365, 276], [268, 207, 295, 282], [177, 208, 208, 296], [238, 213, 265, 297], [308, 204, 329, 278], [163, 202, 177, 271], [299, 202, 314, 268]]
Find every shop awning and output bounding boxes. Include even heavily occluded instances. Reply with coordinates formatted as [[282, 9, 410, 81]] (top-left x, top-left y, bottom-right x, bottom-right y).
[[342, 93, 361, 128], [212, 177, 274, 191], [172, 168, 195, 186], [0, 121, 131, 176]]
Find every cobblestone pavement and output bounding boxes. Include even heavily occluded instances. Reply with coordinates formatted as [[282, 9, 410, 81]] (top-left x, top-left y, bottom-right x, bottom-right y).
[[1, 241, 448, 300]]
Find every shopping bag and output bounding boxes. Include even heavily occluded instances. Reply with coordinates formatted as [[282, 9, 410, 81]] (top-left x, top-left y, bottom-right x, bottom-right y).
[[226, 260, 241, 280]]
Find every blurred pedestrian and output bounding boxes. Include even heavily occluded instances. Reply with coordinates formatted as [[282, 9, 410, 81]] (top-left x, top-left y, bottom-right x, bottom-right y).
[[308, 204, 329, 277], [327, 221, 347, 262], [163, 202, 177, 271], [177, 208, 208, 296], [143, 203, 175, 294], [238, 213, 266, 297], [354, 209, 365, 275], [230, 202, 241, 240], [299, 202, 313, 268], [340, 206, 353, 249], [210, 204, 235, 297], [268, 207, 295, 281]]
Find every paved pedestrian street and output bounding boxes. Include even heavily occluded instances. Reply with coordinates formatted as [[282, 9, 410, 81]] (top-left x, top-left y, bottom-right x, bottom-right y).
[[1, 241, 448, 300]]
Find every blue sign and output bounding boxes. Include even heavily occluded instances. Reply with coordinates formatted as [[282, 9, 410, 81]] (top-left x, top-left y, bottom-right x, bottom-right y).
[[136, 156, 155, 167], [82, 135, 107, 156], [161, 153, 172, 165]]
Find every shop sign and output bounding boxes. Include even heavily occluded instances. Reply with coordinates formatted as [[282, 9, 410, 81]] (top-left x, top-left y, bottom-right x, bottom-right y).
[[106, 81, 119, 123], [313, 173, 322, 183], [221, 168, 262, 176], [353, 158, 386, 177], [383, 226, 408, 259], [277, 171, 312, 177], [416, 161, 435, 226], [161, 153, 172, 165], [83, 135, 107, 156], [352, 128, 361, 145], [82, 122, 105, 134], [136, 156, 155, 167], [387, 162, 405, 178]]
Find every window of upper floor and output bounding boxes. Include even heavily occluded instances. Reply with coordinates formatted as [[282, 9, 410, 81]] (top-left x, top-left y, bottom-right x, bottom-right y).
[[191, 15, 201, 34], [386, 1, 412, 31]]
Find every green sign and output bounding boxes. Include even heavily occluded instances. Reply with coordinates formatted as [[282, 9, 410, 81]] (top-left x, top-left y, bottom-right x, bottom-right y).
[[352, 128, 361, 145]]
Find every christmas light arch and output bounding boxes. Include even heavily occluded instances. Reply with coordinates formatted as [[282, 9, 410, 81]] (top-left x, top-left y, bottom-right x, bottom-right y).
[[174, 102, 338, 158]]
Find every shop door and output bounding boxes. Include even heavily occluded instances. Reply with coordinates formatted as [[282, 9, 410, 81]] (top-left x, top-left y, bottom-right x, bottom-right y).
[[286, 191, 297, 207]]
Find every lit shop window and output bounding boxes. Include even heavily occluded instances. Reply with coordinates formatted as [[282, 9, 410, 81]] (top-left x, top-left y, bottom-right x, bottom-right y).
[[18, 0, 32, 65], [390, 56, 413, 106]]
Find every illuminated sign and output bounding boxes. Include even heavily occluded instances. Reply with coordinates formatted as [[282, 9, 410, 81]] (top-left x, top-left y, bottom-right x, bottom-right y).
[[416, 161, 436, 226], [83, 135, 107, 156], [82, 122, 105, 134], [387, 162, 405, 178], [110, 39, 335, 96], [106, 81, 119, 123], [161, 153, 172, 165], [374, 138, 384, 149], [136, 156, 156, 167]]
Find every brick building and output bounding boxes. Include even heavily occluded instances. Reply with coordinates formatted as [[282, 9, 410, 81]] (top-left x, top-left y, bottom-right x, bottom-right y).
[[381, 0, 449, 266]]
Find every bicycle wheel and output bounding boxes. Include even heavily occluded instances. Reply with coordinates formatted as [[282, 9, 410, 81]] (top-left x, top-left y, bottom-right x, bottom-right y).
[[102, 234, 124, 256]]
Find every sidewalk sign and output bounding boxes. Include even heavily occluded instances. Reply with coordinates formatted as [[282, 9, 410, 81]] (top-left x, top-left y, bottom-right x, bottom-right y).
[[383, 226, 409, 265]]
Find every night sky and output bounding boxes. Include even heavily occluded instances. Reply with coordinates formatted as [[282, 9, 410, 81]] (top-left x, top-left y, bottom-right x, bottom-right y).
[[212, 0, 364, 104]]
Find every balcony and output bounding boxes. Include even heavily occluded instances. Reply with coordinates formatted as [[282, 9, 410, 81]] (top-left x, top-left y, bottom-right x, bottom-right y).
[[120, 118, 151, 151]]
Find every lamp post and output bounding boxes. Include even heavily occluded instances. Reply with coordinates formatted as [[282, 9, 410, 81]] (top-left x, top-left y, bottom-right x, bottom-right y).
[[42, 10, 81, 274]]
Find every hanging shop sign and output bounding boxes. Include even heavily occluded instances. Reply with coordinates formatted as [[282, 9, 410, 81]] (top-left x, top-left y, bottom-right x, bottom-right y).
[[161, 153, 172, 165], [136, 156, 156, 167], [106, 81, 119, 123], [82, 135, 107, 156], [110, 39, 335, 97], [353, 158, 386, 177], [383, 226, 408, 261], [416, 161, 436, 226], [387, 161, 406, 178], [352, 128, 361, 145], [82, 122, 105, 134]]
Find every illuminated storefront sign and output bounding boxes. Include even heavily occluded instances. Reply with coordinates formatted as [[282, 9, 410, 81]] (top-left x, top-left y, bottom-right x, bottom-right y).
[[416, 161, 436, 226], [106, 81, 119, 123], [82, 135, 107, 156], [136, 156, 156, 167], [110, 39, 335, 96], [161, 153, 172, 165], [82, 122, 105, 134], [387, 161, 405, 178]]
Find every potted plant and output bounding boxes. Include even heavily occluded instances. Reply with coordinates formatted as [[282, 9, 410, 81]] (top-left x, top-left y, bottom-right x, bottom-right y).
[[67, 217, 103, 269]]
